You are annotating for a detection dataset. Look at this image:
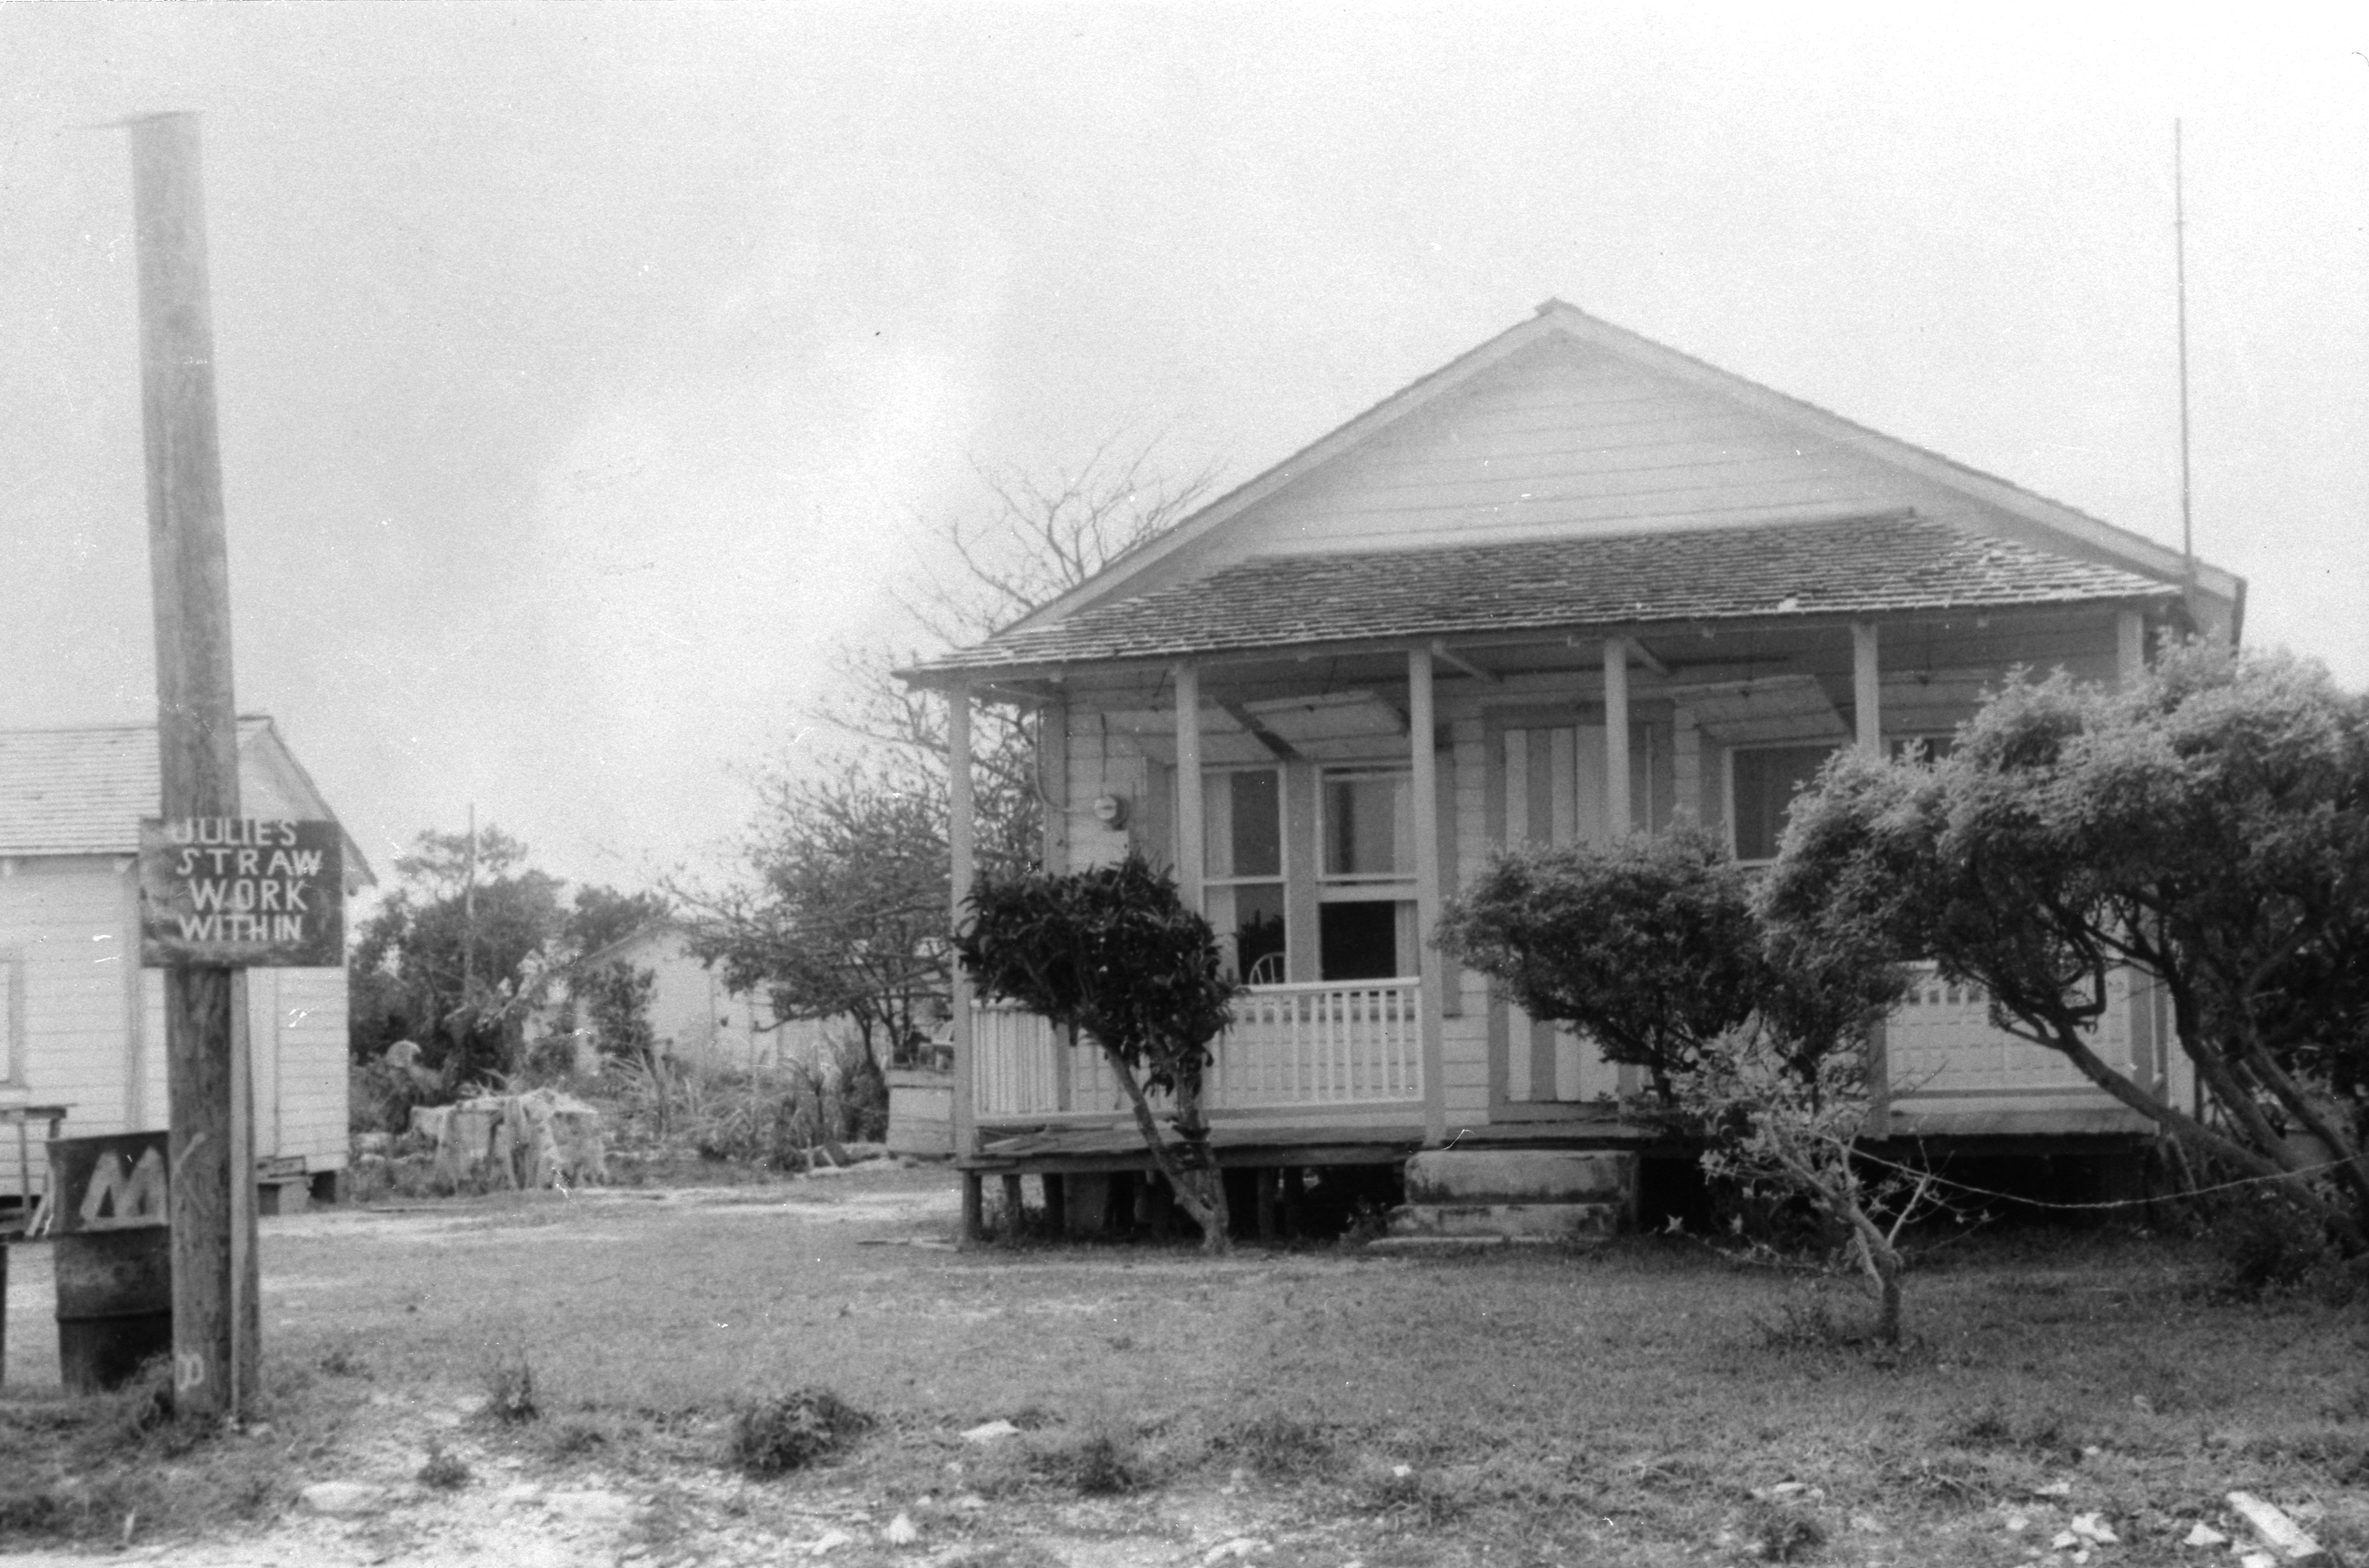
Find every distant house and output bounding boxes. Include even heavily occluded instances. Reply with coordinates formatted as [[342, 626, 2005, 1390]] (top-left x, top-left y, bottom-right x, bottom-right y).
[[0, 718, 374, 1208], [552, 919, 836, 1075], [899, 300, 2245, 1227]]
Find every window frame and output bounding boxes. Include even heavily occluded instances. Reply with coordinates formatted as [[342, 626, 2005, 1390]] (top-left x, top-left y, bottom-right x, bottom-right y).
[[1316, 766, 1417, 895], [1312, 766, 1418, 980], [1200, 766, 1289, 984], [1726, 741, 1843, 866]]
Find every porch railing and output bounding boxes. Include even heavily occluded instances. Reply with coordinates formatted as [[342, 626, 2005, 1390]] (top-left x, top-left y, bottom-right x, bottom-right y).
[[972, 978, 1424, 1120], [1884, 963, 2138, 1099]]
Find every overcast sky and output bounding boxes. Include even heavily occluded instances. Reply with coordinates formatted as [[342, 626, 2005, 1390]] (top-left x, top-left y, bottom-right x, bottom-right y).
[[4, 5, 2365, 898]]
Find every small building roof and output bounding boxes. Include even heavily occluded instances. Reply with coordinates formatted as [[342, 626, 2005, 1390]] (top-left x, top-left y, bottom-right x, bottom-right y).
[[909, 512, 2180, 679], [0, 717, 376, 887]]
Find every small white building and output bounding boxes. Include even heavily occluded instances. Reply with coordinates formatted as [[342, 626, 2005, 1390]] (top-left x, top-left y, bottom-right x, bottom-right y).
[[0, 718, 373, 1208], [560, 919, 837, 1075]]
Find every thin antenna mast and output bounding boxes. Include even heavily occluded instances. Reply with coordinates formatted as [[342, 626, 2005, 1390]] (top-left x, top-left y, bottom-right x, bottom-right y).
[[2174, 118, 2196, 594]]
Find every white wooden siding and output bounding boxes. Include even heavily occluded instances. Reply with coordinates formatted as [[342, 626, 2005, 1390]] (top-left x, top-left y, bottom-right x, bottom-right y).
[[1060, 713, 1158, 871], [0, 858, 354, 1187], [0, 859, 140, 1152], [1109, 335, 2175, 600], [270, 968, 350, 1169]]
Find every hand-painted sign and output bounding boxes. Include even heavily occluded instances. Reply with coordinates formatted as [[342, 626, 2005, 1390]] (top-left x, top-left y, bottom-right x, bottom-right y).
[[48, 1131, 171, 1234], [138, 818, 344, 967]]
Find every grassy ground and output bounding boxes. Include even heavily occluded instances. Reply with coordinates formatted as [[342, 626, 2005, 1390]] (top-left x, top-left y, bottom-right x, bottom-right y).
[[2, 1165, 2365, 1565]]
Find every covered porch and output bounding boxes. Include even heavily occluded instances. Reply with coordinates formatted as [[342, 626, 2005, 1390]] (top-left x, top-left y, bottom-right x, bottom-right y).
[[923, 519, 2186, 1164]]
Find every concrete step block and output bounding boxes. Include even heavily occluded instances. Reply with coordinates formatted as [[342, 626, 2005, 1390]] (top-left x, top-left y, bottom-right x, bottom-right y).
[[1404, 1148, 1637, 1207]]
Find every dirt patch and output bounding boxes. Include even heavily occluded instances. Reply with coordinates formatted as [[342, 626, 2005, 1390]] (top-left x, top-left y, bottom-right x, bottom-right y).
[[5, 1167, 2364, 1567]]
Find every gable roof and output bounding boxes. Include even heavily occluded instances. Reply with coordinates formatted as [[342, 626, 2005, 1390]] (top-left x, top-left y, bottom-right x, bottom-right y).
[[914, 513, 2180, 677], [959, 300, 2240, 663], [0, 717, 376, 888], [572, 917, 689, 975]]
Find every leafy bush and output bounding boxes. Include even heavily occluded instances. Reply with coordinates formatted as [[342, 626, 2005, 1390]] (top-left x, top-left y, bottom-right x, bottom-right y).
[[480, 1350, 538, 1424], [417, 1440, 471, 1490], [832, 1034, 889, 1142], [1436, 829, 1766, 1101], [1053, 1430, 1143, 1495], [1743, 1501, 1826, 1563], [1217, 1410, 1333, 1479], [349, 1059, 430, 1135], [728, 1389, 873, 1477], [2207, 1193, 2364, 1303]]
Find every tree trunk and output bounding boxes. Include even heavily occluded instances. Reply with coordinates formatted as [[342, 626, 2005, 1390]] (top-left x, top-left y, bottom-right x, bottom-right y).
[[2034, 1017, 2369, 1253], [1170, 1072, 1232, 1254], [1103, 1046, 1230, 1252], [1874, 1262, 1903, 1348]]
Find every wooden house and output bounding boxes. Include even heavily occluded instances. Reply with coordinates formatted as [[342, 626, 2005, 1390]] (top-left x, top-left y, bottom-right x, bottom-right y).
[[900, 301, 2243, 1234], [543, 918, 837, 1075], [0, 718, 373, 1212]]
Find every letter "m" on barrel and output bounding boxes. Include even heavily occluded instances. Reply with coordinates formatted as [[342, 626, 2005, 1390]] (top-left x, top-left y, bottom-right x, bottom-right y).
[[78, 1146, 168, 1230]]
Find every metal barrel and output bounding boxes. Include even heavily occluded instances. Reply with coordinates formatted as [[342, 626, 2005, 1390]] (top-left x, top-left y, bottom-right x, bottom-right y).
[[46, 1130, 176, 1395], [53, 1227, 172, 1393]]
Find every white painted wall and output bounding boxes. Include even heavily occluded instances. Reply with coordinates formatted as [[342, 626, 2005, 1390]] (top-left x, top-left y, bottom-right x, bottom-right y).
[[0, 854, 351, 1196]]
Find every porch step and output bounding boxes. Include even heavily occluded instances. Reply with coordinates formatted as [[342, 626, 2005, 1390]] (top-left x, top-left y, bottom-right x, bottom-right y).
[[1386, 1149, 1639, 1244]]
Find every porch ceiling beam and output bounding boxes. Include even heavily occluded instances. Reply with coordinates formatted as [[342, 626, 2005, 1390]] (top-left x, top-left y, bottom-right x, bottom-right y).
[[1577, 632, 1670, 678], [1625, 638, 1670, 677], [1220, 701, 1301, 760], [1427, 640, 1500, 685]]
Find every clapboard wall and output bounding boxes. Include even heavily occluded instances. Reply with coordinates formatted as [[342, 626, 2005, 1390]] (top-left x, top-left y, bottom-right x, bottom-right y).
[[0, 853, 348, 1196]]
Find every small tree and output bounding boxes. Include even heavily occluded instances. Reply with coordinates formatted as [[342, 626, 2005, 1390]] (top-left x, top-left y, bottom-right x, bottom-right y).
[[1681, 1023, 1939, 1346], [676, 760, 952, 1072], [955, 853, 1241, 1250], [1434, 829, 1767, 1101]]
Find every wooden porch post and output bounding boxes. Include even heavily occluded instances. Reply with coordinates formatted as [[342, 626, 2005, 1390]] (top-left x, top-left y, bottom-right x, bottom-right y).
[[1851, 620, 1888, 1139], [1852, 622, 1881, 757], [1410, 647, 1447, 1144], [1601, 638, 1631, 837], [948, 688, 976, 1165], [1173, 663, 1204, 908]]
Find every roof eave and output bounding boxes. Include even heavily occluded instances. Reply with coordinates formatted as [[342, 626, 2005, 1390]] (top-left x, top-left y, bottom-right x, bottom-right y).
[[901, 588, 2183, 689]]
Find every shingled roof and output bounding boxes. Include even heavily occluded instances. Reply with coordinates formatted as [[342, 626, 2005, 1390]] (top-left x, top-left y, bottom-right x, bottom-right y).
[[913, 514, 2180, 678], [0, 718, 373, 886]]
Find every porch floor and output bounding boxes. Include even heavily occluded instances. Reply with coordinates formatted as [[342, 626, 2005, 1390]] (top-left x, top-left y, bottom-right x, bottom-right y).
[[963, 1104, 1673, 1175]]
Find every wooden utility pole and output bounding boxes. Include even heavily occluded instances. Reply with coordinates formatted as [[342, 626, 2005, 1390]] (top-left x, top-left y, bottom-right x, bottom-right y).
[[130, 111, 260, 1420]]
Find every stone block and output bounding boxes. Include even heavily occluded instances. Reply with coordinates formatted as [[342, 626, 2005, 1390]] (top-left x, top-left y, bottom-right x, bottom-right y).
[[1403, 1148, 1635, 1207]]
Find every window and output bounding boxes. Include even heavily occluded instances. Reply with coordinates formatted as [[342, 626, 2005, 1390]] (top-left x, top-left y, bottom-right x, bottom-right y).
[[1202, 769, 1286, 983], [1322, 770, 1413, 880], [1731, 744, 1839, 863], [1319, 769, 1416, 980]]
